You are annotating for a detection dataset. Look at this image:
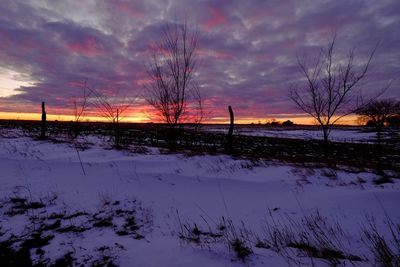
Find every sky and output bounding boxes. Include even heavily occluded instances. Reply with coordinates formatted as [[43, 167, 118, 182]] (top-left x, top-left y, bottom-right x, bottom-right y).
[[0, 0, 399, 124]]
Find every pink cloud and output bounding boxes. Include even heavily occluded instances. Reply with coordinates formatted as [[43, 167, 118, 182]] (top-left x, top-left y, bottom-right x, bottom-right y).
[[196, 49, 232, 60], [135, 78, 152, 86], [256, 53, 274, 61], [110, 0, 144, 17], [67, 37, 104, 57], [67, 81, 85, 87], [214, 51, 232, 60], [202, 7, 227, 31], [142, 43, 170, 58]]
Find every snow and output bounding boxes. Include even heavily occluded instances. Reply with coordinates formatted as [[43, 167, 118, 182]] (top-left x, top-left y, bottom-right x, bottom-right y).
[[201, 125, 378, 143], [0, 133, 399, 266]]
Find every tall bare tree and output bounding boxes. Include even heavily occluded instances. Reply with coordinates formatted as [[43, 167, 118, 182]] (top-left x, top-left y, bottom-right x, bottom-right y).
[[145, 19, 201, 148], [290, 34, 378, 148]]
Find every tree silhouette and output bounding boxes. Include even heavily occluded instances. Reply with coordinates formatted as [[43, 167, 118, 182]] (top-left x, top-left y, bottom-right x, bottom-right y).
[[290, 34, 378, 150], [90, 87, 130, 148], [72, 79, 91, 138], [145, 19, 202, 149], [356, 99, 400, 144]]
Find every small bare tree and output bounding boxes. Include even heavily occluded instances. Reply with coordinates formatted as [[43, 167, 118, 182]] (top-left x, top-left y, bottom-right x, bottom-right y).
[[90, 88, 130, 148], [145, 19, 201, 149], [290, 34, 378, 148], [189, 84, 205, 130], [72, 79, 90, 138], [356, 99, 400, 144]]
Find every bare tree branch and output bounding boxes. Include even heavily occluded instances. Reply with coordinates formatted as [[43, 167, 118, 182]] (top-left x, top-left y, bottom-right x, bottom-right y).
[[89, 85, 131, 148], [72, 79, 91, 124], [290, 35, 380, 146], [145, 19, 201, 128], [90, 87, 130, 124], [70, 79, 92, 138], [356, 99, 400, 143]]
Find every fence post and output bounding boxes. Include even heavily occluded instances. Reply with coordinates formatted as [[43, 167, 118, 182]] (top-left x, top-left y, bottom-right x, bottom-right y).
[[40, 101, 47, 139], [227, 105, 234, 153]]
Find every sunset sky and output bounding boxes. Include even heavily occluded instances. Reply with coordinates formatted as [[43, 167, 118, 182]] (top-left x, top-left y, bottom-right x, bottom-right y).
[[0, 0, 399, 124]]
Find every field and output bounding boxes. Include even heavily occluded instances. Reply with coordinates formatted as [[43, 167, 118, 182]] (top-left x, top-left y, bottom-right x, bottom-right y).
[[0, 121, 399, 266]]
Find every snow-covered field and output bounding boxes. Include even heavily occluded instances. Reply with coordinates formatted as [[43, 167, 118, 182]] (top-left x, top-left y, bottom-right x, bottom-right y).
[[0, 134, 399, 266], [202, 125, 380, 143]]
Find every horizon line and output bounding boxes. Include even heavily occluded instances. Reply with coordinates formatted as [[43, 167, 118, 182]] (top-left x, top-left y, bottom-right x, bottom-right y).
[[0, 111, 362, 126]]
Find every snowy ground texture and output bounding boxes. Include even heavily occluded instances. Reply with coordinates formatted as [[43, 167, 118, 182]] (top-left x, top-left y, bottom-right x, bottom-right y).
[[201, 125, 391, 143], [0, 132, 399, 266]]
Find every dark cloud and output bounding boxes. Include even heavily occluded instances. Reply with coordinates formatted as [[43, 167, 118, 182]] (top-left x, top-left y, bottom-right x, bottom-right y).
[[0, 0, 399, 120]]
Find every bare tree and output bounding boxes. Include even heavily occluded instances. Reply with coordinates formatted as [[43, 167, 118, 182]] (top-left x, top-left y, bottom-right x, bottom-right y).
[[356, 99, 400, 144], [72, 79, 90, 138], [145, 19, 201, 149], [90, 88, 130, 148], [290, 34, 378, 148], [189, 84, 204, 129]]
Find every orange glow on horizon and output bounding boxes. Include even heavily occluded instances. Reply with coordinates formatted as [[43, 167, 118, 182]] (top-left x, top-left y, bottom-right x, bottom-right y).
[[0, 112, 151, 123], [0, 112, 362, 125]]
